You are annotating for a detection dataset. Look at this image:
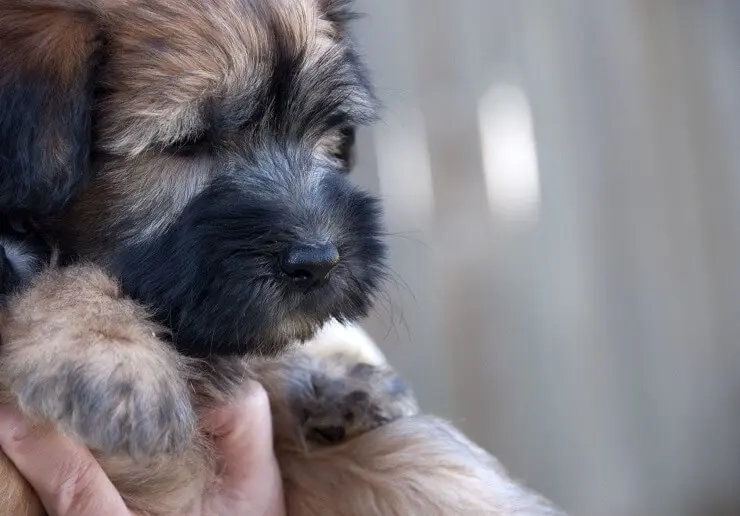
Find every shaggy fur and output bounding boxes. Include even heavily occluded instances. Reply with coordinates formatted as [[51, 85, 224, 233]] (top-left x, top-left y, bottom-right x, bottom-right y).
[[0, 0, 384, 512], [0, 0, 563, 514], [1, 291, 564, 515], [280, 415, 564, 516], [257, 332, 566, 516], [1, 0, 384, 503], [53, 0, 386, 359], [3, 0, 385, 360]]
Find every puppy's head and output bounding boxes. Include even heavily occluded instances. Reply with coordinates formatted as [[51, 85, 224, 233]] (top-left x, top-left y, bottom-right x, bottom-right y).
[[4, 0, 386, 357]]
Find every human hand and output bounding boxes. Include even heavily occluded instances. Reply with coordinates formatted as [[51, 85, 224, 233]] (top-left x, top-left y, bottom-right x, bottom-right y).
[[0, 380, 285, 516]]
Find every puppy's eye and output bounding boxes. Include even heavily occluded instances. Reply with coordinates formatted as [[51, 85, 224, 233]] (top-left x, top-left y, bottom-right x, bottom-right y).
[[164, 132, 211, 156], [328, 125, 356, 172]]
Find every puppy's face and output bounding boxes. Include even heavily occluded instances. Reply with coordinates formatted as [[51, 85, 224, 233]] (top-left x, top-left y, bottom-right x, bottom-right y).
[[1, 0, 386, 357]]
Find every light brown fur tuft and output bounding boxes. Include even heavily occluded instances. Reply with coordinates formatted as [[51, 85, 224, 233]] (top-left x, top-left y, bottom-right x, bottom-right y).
[[279, 415, 563, 516]]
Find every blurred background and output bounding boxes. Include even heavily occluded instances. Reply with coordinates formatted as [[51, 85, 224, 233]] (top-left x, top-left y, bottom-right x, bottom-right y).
[[349, 1, 740, 515]]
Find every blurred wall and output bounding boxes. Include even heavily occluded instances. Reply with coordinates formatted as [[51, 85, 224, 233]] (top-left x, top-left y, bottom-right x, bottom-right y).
[[350, 2, 740, 515]]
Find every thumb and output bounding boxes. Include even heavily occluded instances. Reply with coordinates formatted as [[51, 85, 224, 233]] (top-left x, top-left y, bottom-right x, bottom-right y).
[[200, 380, 278, 489]]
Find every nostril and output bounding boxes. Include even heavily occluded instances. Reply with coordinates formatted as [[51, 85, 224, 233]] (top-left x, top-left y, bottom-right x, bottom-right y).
[[281, 243, 339, 287]]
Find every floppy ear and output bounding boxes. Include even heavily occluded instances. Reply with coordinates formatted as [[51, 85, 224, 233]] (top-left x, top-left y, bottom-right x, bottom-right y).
[[0, 3, 101, 216]]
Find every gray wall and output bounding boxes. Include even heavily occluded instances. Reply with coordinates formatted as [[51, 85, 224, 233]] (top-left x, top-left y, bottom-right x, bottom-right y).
[[351, 2, 740, 515]]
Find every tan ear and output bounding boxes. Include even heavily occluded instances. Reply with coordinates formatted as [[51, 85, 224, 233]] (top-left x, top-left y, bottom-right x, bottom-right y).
[[0, 2, 101, 216]]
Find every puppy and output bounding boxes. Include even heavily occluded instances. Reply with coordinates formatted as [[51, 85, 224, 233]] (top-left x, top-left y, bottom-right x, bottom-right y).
[[0, 0, 385, 513], [0, 1, 563, 514]]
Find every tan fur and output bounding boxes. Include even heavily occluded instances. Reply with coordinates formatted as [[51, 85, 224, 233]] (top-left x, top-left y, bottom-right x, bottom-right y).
[[0, 0, 359, 512], [279, 417, 561, 516], [96, 0, 319, 155], [0, 455, 41, 516], [0, 266, 214, 515], [0, 272, 562, 515], [0, 265, 195, 458], [62, 0, 353, 253], [0, 4, 98, 85], [256, 337, 564, 516]]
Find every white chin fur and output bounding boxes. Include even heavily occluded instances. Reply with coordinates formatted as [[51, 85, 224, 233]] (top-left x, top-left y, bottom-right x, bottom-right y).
[[302, 319, 387, 366]]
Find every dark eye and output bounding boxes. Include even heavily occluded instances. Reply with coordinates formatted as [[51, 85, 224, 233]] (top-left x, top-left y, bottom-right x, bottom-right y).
[[164, 132, 212, 156], [332, 125, 356, 172]]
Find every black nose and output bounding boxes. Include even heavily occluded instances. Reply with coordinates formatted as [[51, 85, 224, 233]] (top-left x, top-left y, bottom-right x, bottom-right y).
[[281, 243, 339, 288]]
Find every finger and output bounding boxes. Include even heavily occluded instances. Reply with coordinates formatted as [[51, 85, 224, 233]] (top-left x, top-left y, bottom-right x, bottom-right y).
[[201, 380, 276, 483], [200, 380, 285, 516], [0, 405, 134, 516]]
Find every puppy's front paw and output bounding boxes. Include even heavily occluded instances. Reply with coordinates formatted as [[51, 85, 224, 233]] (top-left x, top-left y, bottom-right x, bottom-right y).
[[1, 265, 194, 459], [291, 352, 420, 445], [13, 352, 193, 458]]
